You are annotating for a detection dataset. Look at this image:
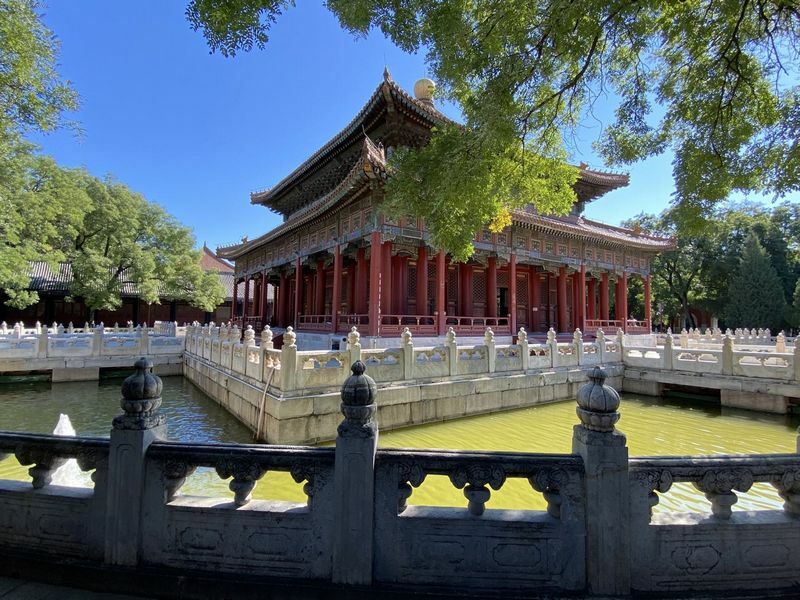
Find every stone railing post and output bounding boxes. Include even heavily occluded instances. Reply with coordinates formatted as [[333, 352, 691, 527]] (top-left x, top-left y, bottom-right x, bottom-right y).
[[38, 327, 48, 358], [261, 325, 274, 350], [574, 329, 583, 365], [485, 327, 496, 373], [280, 327, 297, 391], [400, 327, 414, 380], [722, 334, 733, 375], [347, 327, 361, 365], [548, 328, 558, 368], [332, 361, 378, 585], [92, 326, 104, 356], [243, 325, 255, 347], [596, 329, 606, 363], [663, 332, 674, 370], [105, 357, 167, 566], [572, 366, 630, 595], [776, 331, 786, 353], [680, 328, 688, 349], [518, 327, 529, 371], [446, 327, 458, 376]]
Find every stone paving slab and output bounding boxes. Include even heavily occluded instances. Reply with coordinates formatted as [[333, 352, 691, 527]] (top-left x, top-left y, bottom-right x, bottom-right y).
[[0, 577, 150, 600]]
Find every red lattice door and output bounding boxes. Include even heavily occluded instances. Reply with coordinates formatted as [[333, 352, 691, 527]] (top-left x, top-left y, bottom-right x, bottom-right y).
[[516, 273, 528, 328]]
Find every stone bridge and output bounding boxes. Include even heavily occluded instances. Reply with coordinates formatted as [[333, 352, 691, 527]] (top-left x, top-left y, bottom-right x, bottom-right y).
[[622, 332, 800, 413], [0, 321, 184, 381], [0, 359, 798, 598]]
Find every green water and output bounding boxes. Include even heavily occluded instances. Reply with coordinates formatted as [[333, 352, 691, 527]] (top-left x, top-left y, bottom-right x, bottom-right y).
[[0, 377, 797, 514]]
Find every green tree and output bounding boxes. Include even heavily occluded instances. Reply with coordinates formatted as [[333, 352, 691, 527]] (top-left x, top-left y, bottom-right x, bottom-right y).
[[66, 177, 225, 318], [0, 0, 80, 306], [0, 0, 77, 138], [723, 233, 786, 330], [787, 279, 800, 329], [187, 0, 800, 254]]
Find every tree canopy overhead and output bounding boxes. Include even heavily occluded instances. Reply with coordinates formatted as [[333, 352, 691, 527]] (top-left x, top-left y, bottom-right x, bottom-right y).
[[187, 0, 800, 254]]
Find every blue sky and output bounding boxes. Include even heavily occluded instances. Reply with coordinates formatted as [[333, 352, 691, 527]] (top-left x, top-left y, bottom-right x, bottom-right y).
[[32, 1, 727, 250]]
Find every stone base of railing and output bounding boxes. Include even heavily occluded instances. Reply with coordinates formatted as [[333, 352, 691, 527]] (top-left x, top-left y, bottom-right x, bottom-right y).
[[623, 368, 800, 414], [183, 354, 624, 444], [0, 354, 183, 382]]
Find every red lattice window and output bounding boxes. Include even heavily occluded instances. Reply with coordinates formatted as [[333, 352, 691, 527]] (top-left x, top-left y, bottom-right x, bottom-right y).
[[497, 271, 509, 288]]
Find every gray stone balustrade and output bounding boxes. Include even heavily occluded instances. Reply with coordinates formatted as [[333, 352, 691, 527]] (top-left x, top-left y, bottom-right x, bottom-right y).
[[0, 359, 798, 597]]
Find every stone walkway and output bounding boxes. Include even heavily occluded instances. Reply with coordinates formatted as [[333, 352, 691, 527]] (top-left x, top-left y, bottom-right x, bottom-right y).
[[0, 577, 150, 599]]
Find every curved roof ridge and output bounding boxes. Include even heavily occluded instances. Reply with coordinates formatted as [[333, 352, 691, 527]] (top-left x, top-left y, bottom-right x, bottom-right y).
[[221, 134, 387, 260], [250, 77, 445, 208]]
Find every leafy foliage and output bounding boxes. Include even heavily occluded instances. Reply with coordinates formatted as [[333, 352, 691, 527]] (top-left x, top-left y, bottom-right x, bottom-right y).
[[624, 202, 800, 330], [0, 2, 224, 316], [0, 0, 77, 138], [1, 162, 226, 314], [187, 0, 800, 252], [724, 233, 786, 330], [385, 125, 577, 261]]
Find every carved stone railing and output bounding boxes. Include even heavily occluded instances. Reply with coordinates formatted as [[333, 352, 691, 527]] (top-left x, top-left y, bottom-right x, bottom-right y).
[[373, 449, 586, 591], [0, 322, 184, 361], [183, 324, 624, 394], [629, 454, 800, 592], [630, 454, 800, 520], [146, 441, 334, 507], [622, 334, 799, 382], [0, 361, 798, 596], [0, 431, 109, 489]]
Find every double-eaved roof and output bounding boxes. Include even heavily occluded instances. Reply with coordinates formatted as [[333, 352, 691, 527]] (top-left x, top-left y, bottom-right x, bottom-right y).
[[220, 73, 671, 259]]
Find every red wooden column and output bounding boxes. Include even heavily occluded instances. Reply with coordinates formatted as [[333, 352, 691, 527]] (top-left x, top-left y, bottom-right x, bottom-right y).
[[259, 273, 267, 324], [436, 251, 446, 334], [587, 278, 597, 321], [509, 254, 517, 333], [315, 260, 325, 315], [347, 264, 356, 315], [529, 267, 540, 331], [368, 232, 381, 336], [621, 271, 629, 330], [381, 241, 393, 315], [557, 267, 568, 333], [644, 274, 652, 326], [293, 257, 303, 327], [487, 256, 498, 318], [231, 280, 238, 321], [243, 277, 250, 320], [331, 245, 342, 332], [571, 272, 579, 331], [578, 264, 587, 331], [459, 264, 473, 317], [416, 246, 428, 315], [600, 273, 610, 321], [278, 272, 288, 327], [356, 247, 368, 314]]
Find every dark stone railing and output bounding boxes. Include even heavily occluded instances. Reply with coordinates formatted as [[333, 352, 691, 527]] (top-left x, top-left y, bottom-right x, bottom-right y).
[[0, 359, 798, 597]]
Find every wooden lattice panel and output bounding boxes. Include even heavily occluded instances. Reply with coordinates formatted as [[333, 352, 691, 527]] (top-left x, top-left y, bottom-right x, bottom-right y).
[[473, 270, 487, 304], [408, 265, 418, 302], [497, 271, 509, 288], [516, 274, 529, 305]]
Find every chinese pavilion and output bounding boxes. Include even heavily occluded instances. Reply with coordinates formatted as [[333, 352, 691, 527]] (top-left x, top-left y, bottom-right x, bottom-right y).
[[218, 72, 673, 341]]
